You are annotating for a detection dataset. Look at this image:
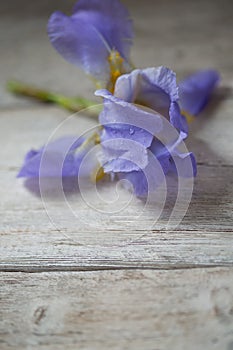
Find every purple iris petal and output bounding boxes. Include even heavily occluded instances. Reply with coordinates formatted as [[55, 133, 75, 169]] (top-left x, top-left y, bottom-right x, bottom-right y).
[[96, 87, 164, 174], [72, 0, 133, 58], [169, 102, 188, 134], [48, 0, 133, 82], [118, 135, 196, 197], [170, 151, 197, 177], [95, 89, 163, 147], [113, 66, 188, 133], [98, 137, 149, 173], [164, 131, 197, 177], [115, 67, 178, 103], [179, 69, 220, 115], [17, 136, 86, 178], [118, 149, 170, 197], [94, 66, 196, 196]]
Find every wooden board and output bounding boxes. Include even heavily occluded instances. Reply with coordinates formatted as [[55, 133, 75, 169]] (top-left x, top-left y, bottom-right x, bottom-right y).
[[1, 0, 233, 349], [1, 268, 233, 350]]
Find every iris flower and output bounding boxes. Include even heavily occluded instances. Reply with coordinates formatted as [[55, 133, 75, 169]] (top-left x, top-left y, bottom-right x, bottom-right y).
[[18, 67, 219, 197], [95, 66, 197, 196], [48, 0, 134, 92], [94, 67, 219, 196], [17, 0, 220, 198]]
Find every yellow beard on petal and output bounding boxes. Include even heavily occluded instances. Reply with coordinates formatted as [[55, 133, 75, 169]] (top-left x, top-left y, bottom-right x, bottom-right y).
[[107, 50, 125, 93], [91, 165, 105, 183], [181, 109, 195, 124]]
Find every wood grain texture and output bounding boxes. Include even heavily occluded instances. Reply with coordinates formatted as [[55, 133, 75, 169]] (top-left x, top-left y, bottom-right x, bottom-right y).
[[1, 0, 233, 349], [1, 229, 233, 272], [1, 269, 233, 350]]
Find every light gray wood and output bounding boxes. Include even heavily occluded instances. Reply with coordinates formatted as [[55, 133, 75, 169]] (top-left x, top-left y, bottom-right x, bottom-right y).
[[1, 230, 233, 272], [1, 268, 233, 350], [1, 0, 233, 349]]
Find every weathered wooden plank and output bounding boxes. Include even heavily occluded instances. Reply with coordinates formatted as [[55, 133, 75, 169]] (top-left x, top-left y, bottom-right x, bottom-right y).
[[0, 268, 233, 350], [0, 231, 233, 272], [1, 163, 233, 231]]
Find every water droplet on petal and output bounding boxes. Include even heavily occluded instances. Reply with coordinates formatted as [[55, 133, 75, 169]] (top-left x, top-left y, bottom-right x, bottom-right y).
[[129, 128, 135, 135]]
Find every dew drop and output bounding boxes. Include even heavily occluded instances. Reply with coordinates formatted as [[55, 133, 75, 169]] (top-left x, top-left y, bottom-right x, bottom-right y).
[[129, 128, 135, 135]]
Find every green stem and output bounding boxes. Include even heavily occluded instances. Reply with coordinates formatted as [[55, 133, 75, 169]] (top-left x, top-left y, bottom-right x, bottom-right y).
[[7, 80, 101, 118]]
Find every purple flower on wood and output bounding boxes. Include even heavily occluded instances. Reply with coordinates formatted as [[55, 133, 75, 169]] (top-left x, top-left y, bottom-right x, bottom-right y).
[[18, 0, 221, 200], [95, 67, 196, 196], [48, 0, 134, 89], [17, 135, 97, 179]]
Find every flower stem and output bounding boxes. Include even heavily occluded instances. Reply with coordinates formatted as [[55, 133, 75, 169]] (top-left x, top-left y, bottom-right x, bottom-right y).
[[7, 80, 100, 118]]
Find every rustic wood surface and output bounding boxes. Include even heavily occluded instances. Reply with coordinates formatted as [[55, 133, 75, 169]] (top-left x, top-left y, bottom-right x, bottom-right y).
[[1, 268, 233, 350], [0, 0, 233, 349]]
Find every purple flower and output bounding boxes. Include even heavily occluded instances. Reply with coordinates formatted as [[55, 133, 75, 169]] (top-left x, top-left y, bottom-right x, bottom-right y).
[[17, 135, 98, 179], [18, 66, 218, 197], [95, 67, 196, 196], [112, 66, 188, 133], [48, 0, 133, 90], [179, 69, 220, 116]]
